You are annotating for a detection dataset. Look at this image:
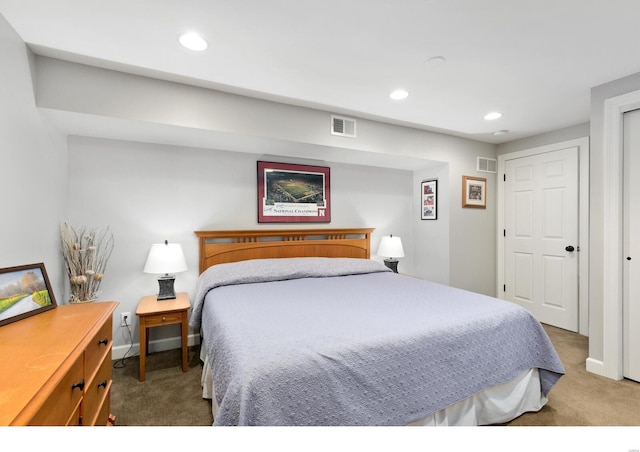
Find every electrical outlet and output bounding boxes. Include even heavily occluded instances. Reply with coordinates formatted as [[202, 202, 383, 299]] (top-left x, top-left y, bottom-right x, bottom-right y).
[[120, 312, 131, 327]]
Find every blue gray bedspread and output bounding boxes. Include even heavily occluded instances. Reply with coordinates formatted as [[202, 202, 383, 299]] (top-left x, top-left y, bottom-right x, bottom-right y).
[[190, 257, 565, 426]]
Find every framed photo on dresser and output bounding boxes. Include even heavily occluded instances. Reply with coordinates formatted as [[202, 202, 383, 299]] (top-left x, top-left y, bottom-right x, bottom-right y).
[[0, 262, 57, 327]]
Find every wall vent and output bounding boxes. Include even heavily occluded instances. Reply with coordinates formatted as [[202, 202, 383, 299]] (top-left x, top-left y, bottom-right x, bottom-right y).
[[331, 115, 357, 138], [477, 156, 497, 173]]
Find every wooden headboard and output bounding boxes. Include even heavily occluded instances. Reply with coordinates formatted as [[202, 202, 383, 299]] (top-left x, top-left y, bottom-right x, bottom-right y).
[[194, 228, 375, 274]]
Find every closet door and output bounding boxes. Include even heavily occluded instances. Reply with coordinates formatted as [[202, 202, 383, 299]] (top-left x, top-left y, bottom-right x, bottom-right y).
[[504, 146, 579, 331], [623, 108, 640, 382]]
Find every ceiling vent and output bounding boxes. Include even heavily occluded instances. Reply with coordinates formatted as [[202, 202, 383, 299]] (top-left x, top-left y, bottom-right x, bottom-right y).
[[331, 115, 357, 138], [477, 156, 497, 173]]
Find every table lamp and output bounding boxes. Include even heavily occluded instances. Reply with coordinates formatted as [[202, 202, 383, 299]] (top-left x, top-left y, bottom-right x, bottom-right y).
[[143, 240, 187, 300], [377, 234, 404, 273]]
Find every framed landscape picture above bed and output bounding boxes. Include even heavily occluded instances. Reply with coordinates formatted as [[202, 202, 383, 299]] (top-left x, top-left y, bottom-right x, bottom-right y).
[[258, 161, 331, 223], [0, 263, 57, 327]]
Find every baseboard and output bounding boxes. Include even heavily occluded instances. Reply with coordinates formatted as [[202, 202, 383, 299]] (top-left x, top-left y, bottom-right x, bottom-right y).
[[585, 357, 606, 376], [586, 356, 625, 381], [112, 333, 201, 360]]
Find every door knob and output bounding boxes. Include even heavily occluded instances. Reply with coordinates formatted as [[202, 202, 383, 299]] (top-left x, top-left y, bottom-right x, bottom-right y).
[[565, 245, 575, 252]]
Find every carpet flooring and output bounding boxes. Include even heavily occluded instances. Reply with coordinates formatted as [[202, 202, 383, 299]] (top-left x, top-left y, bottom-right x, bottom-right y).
[[506, 324, 640, 426], [110, 324, 640, 426], [110, 345, 212, 426]]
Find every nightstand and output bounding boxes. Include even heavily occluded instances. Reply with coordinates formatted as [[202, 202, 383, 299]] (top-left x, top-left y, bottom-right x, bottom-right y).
[[135, 292, 190, 382]]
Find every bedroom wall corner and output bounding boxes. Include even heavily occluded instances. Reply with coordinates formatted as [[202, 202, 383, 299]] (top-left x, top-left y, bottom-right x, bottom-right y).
[[0, 14, 68, 297]]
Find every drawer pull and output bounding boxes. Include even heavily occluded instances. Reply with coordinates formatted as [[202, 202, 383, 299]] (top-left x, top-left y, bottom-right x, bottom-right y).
[[97, 380, 108, 389], [162, 316, 167, 321], [98, 338, 108, 346], [71, 379, 85, 391]]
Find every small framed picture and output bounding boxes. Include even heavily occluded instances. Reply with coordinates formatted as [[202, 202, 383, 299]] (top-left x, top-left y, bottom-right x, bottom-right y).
[[0, 263, 57, 327], [462, 176, 487, 208], [421, 180, 437, 220]]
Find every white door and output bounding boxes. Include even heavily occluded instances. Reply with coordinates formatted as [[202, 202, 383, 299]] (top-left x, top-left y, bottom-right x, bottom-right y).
[[623, 108, 640, 382], [504, 147, 579, 331]]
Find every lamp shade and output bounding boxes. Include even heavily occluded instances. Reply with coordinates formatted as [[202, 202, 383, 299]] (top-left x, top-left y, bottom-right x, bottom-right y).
[[143, 241, 187, 275], [377, 235, 405, 259]]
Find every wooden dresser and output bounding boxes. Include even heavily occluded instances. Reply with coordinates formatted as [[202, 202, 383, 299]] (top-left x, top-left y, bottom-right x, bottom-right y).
[[0, 301, 118, 426]]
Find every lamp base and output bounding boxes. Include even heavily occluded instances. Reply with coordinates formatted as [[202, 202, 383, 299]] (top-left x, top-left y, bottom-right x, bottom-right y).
[[156, 275, 176, 300], [383, 259, 399, 273]]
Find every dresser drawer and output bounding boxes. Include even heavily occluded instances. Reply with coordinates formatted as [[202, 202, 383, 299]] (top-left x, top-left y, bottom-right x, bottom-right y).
[[67, 402, 81, 426], [28, 354, 84, 426], [85, 317, 113, 377], [96, 393, 112, 426], [82, 352, 112, 425]]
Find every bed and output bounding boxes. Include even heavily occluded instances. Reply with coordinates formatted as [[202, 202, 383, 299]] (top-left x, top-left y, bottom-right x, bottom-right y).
[[190, 228, 565, 426]]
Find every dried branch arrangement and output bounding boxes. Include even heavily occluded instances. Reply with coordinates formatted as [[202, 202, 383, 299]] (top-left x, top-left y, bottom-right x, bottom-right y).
[[60, 223, 114, 303]]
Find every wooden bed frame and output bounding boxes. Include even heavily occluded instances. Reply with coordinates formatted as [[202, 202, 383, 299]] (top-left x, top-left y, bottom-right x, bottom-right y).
[[194, 228, 374, 273]]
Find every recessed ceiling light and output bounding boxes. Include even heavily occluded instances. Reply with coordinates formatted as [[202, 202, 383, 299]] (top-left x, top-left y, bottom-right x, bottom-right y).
[[390, 89, 409, 100], [494, 130, 509, 136], [484, 111, 503, 120], [426, 56, 447, 67], [178, 32, 208, 51]]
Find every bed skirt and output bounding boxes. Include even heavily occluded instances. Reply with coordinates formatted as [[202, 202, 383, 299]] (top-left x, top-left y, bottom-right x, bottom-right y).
[[200, 348, 546, 426]]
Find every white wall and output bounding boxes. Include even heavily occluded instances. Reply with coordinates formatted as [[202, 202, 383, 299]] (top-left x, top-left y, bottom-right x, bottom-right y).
[[412, 164, 450, 284], [0, 16, 68, 294], [496, 123, 590, 156], [66, 137, 413, 354], [2, 27, 498, 357], [33, 55, 497, 298]]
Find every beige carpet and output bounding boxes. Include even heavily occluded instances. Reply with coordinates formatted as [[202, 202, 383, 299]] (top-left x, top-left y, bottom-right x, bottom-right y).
[[110, 345, 213, 426], [506, 324, 640, 426], [110, 324, 640, 426]]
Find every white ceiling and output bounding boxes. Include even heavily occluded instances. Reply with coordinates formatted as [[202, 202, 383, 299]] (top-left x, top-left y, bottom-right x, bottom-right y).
[[2, 0, 640, 145]]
